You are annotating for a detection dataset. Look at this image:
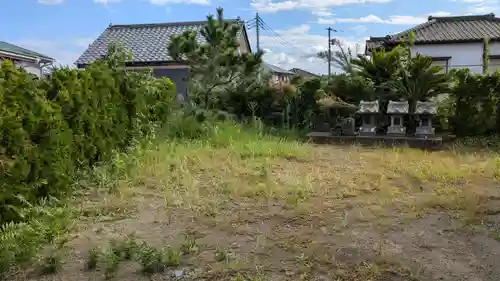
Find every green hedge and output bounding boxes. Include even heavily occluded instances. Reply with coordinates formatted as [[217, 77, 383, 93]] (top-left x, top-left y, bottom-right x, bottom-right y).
[[0, 59, 175, 223], [449, 69, 500, 136]]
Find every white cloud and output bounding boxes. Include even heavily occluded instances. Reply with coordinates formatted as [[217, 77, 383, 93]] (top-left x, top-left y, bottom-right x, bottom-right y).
[[250, 0, 392, 13], [457, 0, 499, 13], [149, 0, 210, 4], [317, 11, 452, 25], [250, 24, 365, 74], [94, 0, 122, 5], [10, 38, 94, 67], [38, 0, 64, 4], [319, 14, 426, 25], [311, 7, 334, 17]]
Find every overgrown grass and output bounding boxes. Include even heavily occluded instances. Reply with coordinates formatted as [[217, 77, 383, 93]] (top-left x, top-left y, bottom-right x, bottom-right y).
[[4, 116, 500, 280]]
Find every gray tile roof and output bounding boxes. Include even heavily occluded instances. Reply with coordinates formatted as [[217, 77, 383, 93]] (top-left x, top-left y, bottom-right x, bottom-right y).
[[289, 68, 319, 77], [366, 13, 500, 52], [263, 62, 294, 75], [75, 19, 248, 66]]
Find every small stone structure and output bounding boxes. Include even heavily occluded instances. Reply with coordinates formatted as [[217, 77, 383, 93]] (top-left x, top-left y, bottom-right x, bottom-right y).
[[386, 100, 408, 136], [340, 117, 356, 136], [415, 101, 437, 137], [357, 100, 379, 136]]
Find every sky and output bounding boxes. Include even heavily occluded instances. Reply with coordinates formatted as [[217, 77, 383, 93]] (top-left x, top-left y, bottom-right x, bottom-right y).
[[2, 0, 499, 74]]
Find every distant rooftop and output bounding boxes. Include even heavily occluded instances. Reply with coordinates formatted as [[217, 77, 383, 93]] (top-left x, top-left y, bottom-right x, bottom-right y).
[[263, 62, 294, 75], [0, 41, 54, 62], [366, 13, 500, 52], [289, 67, 319, 77], [75, 19, 249, 66]]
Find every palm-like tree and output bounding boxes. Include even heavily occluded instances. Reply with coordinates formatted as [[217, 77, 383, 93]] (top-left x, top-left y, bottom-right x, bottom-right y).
[[385, 54, 450, 108], [316, 41, 359, 74], [351, 49, 402, 86]]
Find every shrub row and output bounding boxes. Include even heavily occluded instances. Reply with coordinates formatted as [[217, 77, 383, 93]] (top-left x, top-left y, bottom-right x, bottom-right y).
[[0, 59, 175, 223]]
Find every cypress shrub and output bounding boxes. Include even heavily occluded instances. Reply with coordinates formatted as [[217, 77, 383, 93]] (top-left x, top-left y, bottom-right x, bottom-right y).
[[0, 56, 175, 223], [0, 60, 73, 223]]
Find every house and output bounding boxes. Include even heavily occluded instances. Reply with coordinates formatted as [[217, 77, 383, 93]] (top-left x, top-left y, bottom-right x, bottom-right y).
[[289, 68, 319, 78], [365, 13, 500, 73], [262, 62, 294, 86], [75, 20, 252, 101], [0, 41, 54, 77]]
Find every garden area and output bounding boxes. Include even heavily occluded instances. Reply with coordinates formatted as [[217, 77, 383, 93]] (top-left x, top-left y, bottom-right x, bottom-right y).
[[1, 8, 500, 281]]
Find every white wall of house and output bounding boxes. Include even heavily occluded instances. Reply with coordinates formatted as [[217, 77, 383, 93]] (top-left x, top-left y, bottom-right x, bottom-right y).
[[15, 60, 43, 77], [1, 57, 44, 77], [411, 42, 500, 73], [238, 33, 250, 53]]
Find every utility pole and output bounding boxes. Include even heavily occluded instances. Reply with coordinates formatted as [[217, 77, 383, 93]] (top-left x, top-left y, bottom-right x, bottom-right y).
[[327, 27, 333, 76], [256, 13, 260, 51]]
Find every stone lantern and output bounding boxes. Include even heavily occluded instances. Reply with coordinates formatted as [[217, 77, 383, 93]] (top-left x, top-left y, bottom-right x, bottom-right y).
[[415, 101, 437, 137], [386, 100, 409, 136], [357, 100, 379, 136]]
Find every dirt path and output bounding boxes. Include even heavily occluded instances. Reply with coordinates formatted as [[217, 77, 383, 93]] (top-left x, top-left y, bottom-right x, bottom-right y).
[[21, 144, 500, 281]]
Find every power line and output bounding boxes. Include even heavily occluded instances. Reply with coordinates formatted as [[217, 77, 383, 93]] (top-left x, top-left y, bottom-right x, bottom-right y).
[[258, 18, 296, 50]]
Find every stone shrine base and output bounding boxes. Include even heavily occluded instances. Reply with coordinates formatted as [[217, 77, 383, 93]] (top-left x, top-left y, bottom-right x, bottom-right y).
[[307, 132, 443, 149]]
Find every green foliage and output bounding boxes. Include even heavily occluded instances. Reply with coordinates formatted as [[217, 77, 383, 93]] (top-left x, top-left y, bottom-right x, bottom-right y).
[[0, 45, 175, 224], [39, 253, 62, 275], [385, 54, 451, 107], [102, 247, 120, 280], [0, 60, 74, 223], [0, 202, 73, 278], [168, 7, 263, 109], [483, 38, 489, 74], [351, 49, 402, 93], [180, 236, 199, 255], [326, 74, 376, 103], [215, 247, 231, 262], [86, 247, 100, 271], [449, 69, 500, 136], [163, 247, 181, 267], [136, 243, 165, 274]]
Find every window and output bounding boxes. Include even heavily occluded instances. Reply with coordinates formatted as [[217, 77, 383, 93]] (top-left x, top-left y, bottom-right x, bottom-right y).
[[430, 57, 450, 73], [489, 57, 500, 73]]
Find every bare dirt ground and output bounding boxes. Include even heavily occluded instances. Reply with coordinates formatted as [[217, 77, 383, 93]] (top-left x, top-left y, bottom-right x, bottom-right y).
[[22, 140, 500, 281]]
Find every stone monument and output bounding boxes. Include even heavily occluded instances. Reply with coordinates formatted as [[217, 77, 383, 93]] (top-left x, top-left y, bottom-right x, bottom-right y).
[[386, 100, 409, 136], [357, 100, 379, 136], [415, 101, 437, 137]]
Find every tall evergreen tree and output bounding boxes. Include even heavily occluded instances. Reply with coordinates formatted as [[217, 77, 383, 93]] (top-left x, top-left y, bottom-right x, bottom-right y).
[[168, 8, 263, 109]]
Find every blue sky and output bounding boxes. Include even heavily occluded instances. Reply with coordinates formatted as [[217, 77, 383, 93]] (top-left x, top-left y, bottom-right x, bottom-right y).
[[2, 0, 498, 73]]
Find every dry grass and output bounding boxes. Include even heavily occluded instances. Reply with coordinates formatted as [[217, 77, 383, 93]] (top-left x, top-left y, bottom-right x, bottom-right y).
[[24, 125, 500, 281]]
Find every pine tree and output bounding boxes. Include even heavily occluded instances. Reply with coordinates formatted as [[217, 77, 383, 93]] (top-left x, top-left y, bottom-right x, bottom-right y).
[[168, 8, 264, 109]]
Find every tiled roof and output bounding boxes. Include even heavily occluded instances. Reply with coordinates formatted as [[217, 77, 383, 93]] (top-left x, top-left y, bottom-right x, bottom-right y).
[[0, 41, 54, 61], [75, 19, 249, 66], [263, 62, 294, 75], [357, 100, 380, 113], [387, 100, 409, 114], [366, 13, 500, 52], [415, 101, 438, 115], [289, 68, 319, 77]]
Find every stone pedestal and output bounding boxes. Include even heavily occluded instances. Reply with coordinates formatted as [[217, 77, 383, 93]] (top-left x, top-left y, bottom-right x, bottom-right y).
[[415, 116, 435, 137], [386, 101, 409, 136], [359, 115, 376, 136], [387, 115, 406, 135], [415, 101, 437, 137], [340, 117, 356, 136]]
